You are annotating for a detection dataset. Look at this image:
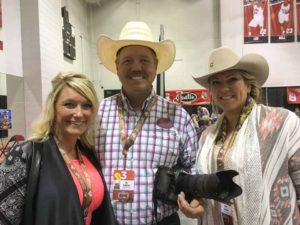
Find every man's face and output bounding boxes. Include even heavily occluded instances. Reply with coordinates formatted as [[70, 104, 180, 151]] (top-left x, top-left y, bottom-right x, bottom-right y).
[[115, 45, 158, 97]]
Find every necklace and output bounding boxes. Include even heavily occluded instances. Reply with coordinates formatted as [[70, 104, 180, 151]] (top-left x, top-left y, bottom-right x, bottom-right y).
[[54, 137, 92, 221], [216, 120, 237, 170], [216, 96, 255, 170]]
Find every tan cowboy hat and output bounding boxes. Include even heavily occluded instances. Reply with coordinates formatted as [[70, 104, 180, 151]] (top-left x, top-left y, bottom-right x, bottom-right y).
[[97, 21, 176, 75], [193, 47, 269, 89]]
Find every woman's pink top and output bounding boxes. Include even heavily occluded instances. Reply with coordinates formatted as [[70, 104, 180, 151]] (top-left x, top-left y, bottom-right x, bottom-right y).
[[70, 155, 105, 225]]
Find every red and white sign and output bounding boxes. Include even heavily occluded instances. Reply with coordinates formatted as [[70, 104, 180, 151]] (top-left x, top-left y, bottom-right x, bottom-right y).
[[165, 89, 210, 106], [270, 0, 295, 43], [287, 87, 300, 104], [244, 0, 268, 44]]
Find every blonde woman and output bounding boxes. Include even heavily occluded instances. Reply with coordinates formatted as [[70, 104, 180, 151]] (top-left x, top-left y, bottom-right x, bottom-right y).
[[178, 47, 300, 224], [0, 72, 117, 225]]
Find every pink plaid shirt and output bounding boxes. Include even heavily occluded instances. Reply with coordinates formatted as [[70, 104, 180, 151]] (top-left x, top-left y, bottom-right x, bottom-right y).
[[96, 90, 198, 225]]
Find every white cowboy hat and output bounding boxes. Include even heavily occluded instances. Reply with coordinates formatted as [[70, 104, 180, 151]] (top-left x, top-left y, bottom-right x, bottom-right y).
[[97, 21, 176, 75], [193, 47, 269, 89]]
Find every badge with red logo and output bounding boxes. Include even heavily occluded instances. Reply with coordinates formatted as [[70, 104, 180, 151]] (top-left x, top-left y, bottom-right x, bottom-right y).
[[112, 170, 135, 203]]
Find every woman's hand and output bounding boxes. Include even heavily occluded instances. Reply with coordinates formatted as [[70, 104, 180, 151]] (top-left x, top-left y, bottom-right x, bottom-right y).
[[177, 192, 205, 218]]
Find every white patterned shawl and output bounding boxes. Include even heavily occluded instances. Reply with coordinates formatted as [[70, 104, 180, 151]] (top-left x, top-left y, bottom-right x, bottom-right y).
[[197, 104, 300, 225]]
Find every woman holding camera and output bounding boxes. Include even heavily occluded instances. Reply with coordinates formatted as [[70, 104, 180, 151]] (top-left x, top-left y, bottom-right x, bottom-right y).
[[178, 47, 300, 224]]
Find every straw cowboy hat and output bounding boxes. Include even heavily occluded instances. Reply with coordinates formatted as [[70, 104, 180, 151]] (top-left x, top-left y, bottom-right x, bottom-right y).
[[97, 21, 176, 75], [193, 47, 269, 89]]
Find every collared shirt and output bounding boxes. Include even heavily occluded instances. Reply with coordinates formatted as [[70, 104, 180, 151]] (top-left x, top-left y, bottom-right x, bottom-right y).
[[95, 90, 198, 225]]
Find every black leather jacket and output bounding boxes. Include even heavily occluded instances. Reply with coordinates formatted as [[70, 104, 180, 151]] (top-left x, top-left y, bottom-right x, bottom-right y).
[[20, 135, 117, 225]]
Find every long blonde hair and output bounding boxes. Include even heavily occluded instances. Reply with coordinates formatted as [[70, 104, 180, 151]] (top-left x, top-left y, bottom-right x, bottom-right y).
[[30, 72, 99, 149]]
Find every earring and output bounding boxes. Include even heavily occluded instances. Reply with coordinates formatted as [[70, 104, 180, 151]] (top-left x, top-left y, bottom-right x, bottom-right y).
[[246, 93, 253, 105]]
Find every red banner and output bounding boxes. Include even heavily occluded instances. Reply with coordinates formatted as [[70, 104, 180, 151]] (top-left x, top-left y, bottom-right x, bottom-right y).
[[244, 0, 268, 44], [270, 0, 295, 43], [287, 87, 300, 104], [165, 89, 210, 106]]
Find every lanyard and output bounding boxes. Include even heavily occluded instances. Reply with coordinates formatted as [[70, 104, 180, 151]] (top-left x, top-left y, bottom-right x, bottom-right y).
[[55, 137, 92, 221], [117, 95, 157, 169]]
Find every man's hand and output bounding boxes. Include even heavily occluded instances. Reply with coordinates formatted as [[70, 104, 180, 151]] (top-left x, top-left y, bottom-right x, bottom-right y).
[[177, 192, 205, 218]]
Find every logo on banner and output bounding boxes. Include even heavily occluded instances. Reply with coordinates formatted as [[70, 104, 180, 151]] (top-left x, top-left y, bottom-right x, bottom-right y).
[[287, 87, 300, 104], [165, 89, 210, 106]]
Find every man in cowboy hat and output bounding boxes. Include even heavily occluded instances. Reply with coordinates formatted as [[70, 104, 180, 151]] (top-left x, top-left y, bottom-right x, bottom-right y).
[[95, 21, 198, 225]]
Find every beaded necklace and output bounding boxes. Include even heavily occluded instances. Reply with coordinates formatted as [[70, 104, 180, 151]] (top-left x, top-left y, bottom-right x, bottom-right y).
[[216, 97, 255, 170]]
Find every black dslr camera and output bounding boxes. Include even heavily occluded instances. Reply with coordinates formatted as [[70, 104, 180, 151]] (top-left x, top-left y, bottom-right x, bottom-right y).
[[153, 165, 242, 206]]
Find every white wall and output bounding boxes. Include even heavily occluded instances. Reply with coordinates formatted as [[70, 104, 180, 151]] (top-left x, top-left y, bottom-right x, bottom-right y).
[[38, 0, 93, 102], [220, 0, 300, 87], [0, 0, 23, 139], [19, 0, 94, 136], [7, 75, 25, 137], [0, 73, 6, 95], [0, 0, 95, 137], [0, 0, 23, 77]]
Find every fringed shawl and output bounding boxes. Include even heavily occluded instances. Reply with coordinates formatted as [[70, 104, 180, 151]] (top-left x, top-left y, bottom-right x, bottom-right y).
[[197, 104, 300, 225]]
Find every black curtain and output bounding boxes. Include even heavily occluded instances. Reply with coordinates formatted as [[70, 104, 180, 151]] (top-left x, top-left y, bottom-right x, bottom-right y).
[[262, 87, 294, 111]]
